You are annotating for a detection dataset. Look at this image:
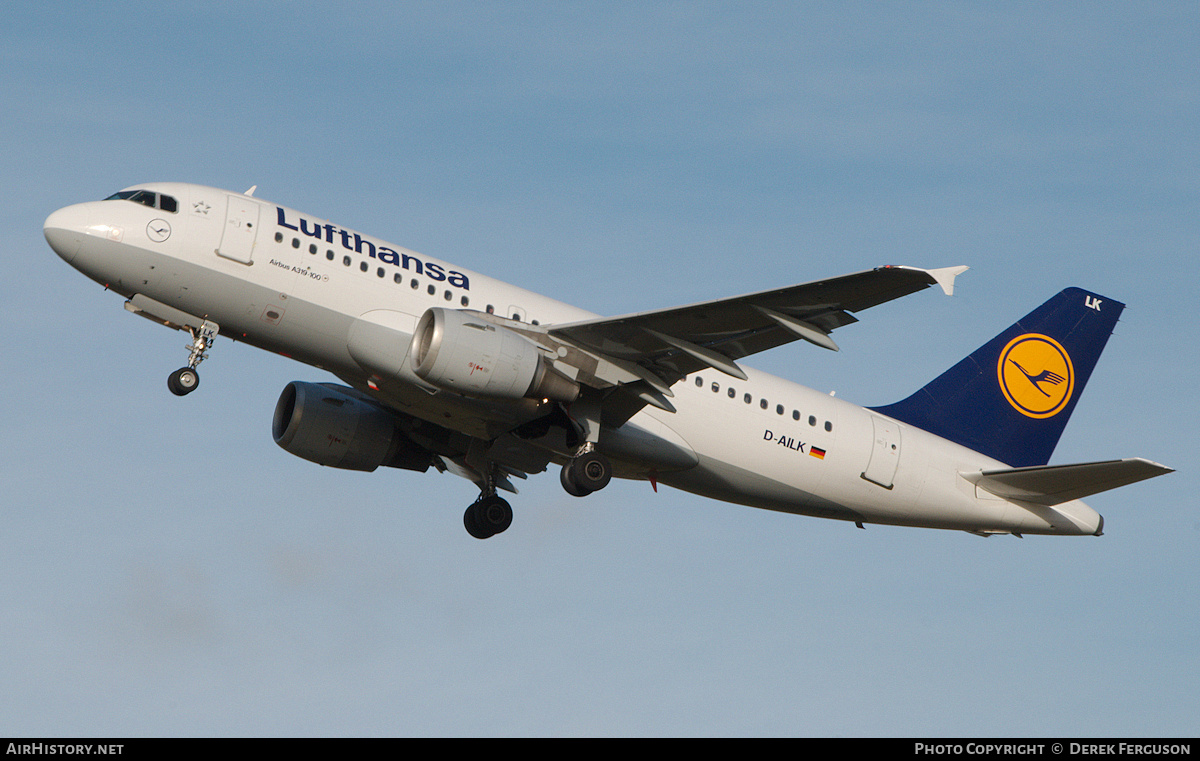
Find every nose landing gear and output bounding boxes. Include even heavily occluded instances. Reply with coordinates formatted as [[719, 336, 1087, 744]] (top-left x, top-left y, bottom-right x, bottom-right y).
[[167, 320, 218, 396], [167, 366, 200, 395]]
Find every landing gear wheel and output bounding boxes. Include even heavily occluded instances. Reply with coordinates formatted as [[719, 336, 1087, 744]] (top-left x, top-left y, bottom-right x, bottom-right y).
[[168, 367, 199, 396], [479, 495, 513, 535], [166, 319, 218, 397], [560, 461, 589, 498], [464, 504, 487, 539], [562, 451, 612, 496], [464, 495, 513, 539]]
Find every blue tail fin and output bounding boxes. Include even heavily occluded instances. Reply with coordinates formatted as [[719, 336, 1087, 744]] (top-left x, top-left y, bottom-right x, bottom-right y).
[[870, 288, 1123, 467]]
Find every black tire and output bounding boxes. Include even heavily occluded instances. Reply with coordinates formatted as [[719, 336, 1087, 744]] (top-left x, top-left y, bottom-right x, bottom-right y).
[[168, 367, 199, 396], [477, 495, 513, 535], [569, 452, 612, 494], [464, 501, 491, 539], [464, 496, 512, 539], [560, 461, 589, 497]]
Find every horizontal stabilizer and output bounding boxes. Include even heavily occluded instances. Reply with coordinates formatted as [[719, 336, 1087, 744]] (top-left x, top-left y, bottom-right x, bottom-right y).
[[962, 458, 1173, 506]]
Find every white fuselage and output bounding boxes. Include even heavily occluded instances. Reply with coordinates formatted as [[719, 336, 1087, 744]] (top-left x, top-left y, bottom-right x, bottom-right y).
[[44, 183, 1104, 536]]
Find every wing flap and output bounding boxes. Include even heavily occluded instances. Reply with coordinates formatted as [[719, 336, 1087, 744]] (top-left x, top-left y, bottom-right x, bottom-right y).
[[962, 458, 1173, 506]]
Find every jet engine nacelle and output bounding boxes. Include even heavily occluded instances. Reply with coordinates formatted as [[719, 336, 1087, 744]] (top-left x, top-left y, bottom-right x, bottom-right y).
[[409, 308, 579, 402], [272, 381, 431, 472]]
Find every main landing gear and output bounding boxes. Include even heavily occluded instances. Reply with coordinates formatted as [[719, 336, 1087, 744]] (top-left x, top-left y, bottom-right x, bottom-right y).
[[462, 458, 516, 540], [557, 394, 613, 499], [462, 448, 613, 539], [464, 493, 513, 540], [167, 320, 218, 397], [560, 448, 613, 497]]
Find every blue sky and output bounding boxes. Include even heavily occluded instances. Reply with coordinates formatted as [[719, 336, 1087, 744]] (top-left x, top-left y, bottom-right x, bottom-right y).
[[2, 1, 1197, 737]]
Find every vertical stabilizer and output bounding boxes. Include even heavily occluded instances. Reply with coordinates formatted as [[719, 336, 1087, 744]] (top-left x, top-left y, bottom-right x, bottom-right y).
[[871, 288, 1123, 467]]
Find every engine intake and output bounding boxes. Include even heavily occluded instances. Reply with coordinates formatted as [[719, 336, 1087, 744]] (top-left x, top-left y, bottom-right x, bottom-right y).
[[272, 381, 431, 472], [410, 308, 578, 402]]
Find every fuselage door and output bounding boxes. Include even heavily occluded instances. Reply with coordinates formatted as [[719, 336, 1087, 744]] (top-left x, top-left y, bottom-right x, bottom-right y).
[[862, 415, 901, 489], [217, 194, 261, 264]]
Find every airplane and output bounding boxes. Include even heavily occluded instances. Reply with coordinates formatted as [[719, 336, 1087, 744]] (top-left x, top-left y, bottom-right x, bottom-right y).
[[43, 183, 1172, 539]]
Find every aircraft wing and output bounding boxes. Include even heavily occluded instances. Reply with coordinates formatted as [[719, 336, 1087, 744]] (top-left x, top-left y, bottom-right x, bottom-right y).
[[548, 265, 967, 388]]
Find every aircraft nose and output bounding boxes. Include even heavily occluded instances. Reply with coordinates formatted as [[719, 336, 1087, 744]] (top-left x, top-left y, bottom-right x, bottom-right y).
[[44, 204, 89, 264]]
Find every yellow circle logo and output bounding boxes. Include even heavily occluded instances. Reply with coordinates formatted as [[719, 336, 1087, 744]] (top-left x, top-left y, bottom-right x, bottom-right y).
[[997, 334, 1074, 419]]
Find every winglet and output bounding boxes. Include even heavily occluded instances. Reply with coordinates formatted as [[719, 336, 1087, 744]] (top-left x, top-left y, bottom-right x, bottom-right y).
[[913, 265, 969, 296]]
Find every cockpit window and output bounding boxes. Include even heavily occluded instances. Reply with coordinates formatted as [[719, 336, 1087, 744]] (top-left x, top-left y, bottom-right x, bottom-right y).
[[103, 189, 179, 213], [129, 190, 157, 208]]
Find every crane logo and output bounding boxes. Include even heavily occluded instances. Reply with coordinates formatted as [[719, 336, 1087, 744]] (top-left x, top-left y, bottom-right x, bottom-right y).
[[997, 333, 1075, 419]]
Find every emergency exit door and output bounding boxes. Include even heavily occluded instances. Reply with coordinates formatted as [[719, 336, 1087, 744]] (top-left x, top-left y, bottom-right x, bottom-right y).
[[862, 416, 901, 489], [217, 194, 261, 264]]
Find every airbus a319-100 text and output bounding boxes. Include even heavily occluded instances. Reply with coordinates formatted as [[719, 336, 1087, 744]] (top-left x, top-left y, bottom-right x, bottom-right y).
[[44, 183, 1172, 538]]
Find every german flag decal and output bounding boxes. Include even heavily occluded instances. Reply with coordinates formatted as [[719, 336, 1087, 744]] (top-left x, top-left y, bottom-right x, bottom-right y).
[[810, 446, 826, 460]]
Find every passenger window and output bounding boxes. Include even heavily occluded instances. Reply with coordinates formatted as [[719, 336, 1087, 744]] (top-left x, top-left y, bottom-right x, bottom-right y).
[[292, 238, 300, 249], [359, 261, 368, 273], [309, 243, 317, 254], [744, 393, 752, 404], [377, 267, 385, 278], [792, 410, 800, 421], [427, 285, 436, 295], [727, 388, 736, 399], [776, 404, 784, 415], [461, 296, 470, 307], [694, 376, 703, 387], [394, 273, 404, 284], [760, 399, 768, 410], [326, 250, 334, 260], [825, 421, 833, 432], [274, 232, 283, 243], [711, 382, 720, 393], [343, 256, 351, 266], [809, 415, 817, 426]]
